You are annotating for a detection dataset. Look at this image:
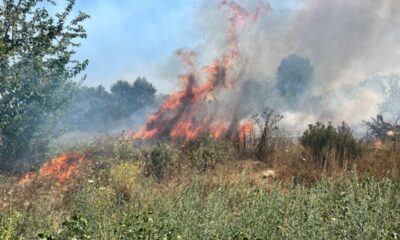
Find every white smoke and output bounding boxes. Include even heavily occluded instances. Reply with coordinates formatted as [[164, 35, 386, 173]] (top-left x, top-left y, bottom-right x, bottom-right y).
[[188, 0, 400, 135]]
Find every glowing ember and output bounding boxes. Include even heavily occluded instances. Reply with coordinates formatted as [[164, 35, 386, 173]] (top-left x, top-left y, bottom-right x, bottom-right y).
[[131, 0, 268, 141], [17, 153, 86, 186]]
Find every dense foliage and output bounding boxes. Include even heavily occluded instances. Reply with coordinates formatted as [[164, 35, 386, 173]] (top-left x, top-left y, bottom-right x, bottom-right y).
[[276, 54, 314, 107], [62, 77, 157, 132], [111, 77, 157, 119], [2, 176, 400, 239], [300, 122, 361, 167], [0, 0, 89, 171]]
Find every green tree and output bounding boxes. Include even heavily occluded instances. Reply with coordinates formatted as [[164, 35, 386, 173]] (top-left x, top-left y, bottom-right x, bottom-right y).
[[276, 54, 314, 107], [110, 77, 156, 120], [132, 77, 157, 108], [0, 0, 89, 171], [63, 85, 113, 132]]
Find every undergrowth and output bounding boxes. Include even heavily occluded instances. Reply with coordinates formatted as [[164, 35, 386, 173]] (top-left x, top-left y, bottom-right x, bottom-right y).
[[0, 134, 400, 239]]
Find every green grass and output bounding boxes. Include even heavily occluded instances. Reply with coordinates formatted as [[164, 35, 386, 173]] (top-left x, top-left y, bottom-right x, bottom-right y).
[[1, 176, 400, 239]]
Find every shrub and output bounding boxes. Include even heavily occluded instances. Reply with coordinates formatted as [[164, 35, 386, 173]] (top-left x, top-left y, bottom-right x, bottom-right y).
[[38, 214, 92, 240], [0, 211, 21, 240], [252, 108, 283, 163], [300, 122, 361, 167], [147, 144, 179, 179], [191, 138, 233, 172], [114, 141, 142, 162], [115, 209, 177, 239], [110, 162, 141, 200]]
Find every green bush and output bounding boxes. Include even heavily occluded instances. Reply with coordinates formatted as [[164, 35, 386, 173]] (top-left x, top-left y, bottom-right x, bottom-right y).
[[114, 209, 177, 240], [191, 138, 233, 172], [115, 141, 142, 162], [148, 144, 179, 179], [110, 162, 141, 200], [300, 122, 361, 167], [38, 214, 92, 240], [0, 212, 21, 240]]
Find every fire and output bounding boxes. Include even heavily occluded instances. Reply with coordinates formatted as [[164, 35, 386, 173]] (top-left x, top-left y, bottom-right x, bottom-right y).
[[210, 121, 230, 139], [17, 172, 37, 186], [17, 153, 87, 186], [40, 153, 86, 183], [237, 120, 254, 141], [131, 0, 268, 141]]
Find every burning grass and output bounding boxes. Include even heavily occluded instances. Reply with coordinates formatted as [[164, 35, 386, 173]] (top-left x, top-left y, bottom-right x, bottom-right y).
[[17, 152, 88, 186]]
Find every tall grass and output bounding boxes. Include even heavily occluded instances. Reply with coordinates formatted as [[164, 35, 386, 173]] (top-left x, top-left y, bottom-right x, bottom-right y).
[[2, 176, 400, 239], [1, 137, 400, 239]]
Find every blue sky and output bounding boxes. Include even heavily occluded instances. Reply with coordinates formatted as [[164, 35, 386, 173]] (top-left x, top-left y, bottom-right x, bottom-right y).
[[72, 0, 302, 91]]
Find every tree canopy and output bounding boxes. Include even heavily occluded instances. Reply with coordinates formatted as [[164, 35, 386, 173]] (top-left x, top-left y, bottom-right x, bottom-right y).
[[0, 0, 89, 171], [276, 54, 314, 107], [62, 77, 157, 133]]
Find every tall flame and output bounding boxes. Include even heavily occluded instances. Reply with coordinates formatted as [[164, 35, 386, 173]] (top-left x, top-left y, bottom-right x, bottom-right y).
[[131, 1, 269, 140]]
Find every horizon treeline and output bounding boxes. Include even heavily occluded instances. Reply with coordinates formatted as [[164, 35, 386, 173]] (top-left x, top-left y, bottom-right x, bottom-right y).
[[61, 77, 166, 133]]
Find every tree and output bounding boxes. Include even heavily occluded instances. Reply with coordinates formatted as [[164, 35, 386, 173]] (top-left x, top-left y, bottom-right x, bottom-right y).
[[132, 77, 157, 108], [276, 54, 314, 107], [60, 78, 157, 133], [0, 0, 89, 171], [110, 77, 156, 120], [62, 85, 113, 132]]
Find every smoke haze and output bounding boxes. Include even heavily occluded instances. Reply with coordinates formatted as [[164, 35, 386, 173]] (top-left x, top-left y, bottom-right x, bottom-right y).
[[178, 0, 400, 134]]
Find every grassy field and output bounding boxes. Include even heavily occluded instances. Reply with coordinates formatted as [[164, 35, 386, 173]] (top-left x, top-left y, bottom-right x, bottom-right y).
[[1, 136, 400, 239]]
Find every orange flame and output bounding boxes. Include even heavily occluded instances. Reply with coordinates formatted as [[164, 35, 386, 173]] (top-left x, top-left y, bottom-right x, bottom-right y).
[[210, 121, 230, 139], [17, 172, 37, 186], [237, 120, 254, 141], [17, 153, 86, 186], [131, 1, 269, 141]]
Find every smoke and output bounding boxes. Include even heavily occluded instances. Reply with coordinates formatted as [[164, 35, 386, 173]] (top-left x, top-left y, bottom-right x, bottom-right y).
[[182, 0, 400, 135], [374, 74, 400, 123]]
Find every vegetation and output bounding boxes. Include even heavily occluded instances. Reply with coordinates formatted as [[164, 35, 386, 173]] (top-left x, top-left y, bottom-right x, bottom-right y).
[[62, 77, 158, 133], [300, 122, 362, 168], [252, 108, 284, 163], [147, 143, 179, 179], [276, 54, 314, 107], [0, 0, 89, 171], [0, 1, 399, 240], [366, 114, 400, 142], [0, 136, 400, 239]]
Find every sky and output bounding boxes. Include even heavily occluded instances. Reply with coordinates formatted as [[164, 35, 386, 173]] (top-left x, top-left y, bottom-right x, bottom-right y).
[[72, 0, 302, 93]]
